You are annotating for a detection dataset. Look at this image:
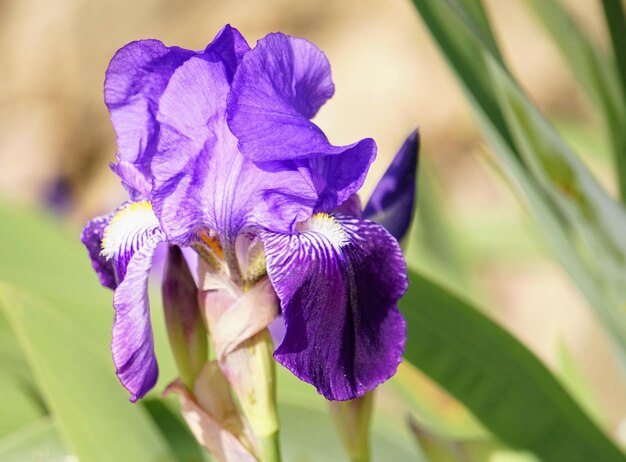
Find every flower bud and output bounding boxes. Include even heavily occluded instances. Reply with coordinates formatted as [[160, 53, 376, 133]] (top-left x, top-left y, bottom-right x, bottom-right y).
[[162, 245, 208, 388], [363, 129, 420, 241]]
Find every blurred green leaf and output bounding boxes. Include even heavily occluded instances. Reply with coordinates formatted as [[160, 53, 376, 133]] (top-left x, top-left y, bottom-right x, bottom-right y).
[[0, 374, 45, 439], [0, 283, 174, 462], [556, 339, 605, 427], [410, 0, 516, 158], [0, 199, 178, 385], [400, 269, 626, 462], [0, 418, 68, 462], [410, 0, 626, 361], [0, 309, 44, 439], [0, 203, 111, 350], [487, 57, 626, 357], [601, 0, 626, 115], [527, 0, 626, 201], [441, 0, 502, 63]]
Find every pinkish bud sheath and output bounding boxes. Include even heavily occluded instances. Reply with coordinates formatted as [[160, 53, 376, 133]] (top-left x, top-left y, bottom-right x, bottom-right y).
[[162, 245, 208, 388]]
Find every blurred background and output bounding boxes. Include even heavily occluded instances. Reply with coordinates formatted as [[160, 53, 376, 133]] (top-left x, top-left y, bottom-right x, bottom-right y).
[[0, 0, 624, 459]]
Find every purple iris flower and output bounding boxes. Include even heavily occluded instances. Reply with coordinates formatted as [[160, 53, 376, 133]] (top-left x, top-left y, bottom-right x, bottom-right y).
[[81, 25, 408, 402]]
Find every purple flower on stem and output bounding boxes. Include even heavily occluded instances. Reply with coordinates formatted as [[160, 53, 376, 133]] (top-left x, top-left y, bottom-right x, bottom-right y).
[[81, 25, 408, 402]]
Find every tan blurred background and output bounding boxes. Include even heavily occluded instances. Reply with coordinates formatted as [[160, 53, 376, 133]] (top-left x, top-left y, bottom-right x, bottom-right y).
[[1, 0, 623, 437]]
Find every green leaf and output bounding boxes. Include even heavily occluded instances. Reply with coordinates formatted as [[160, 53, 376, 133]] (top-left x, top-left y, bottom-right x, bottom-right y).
[[0, 373, 45, 439], [527, 0, 626, 202], [556, 339, 605, 427], [0, 283, 174, 462], [487, 57, 626, 357], [410, 0, 517, 160], [0, 309, 44, 438], [400, 269, 626, 462], [410, 0, 626, 362], [0, 203, 112, 350], [0, 418, 68, 462]]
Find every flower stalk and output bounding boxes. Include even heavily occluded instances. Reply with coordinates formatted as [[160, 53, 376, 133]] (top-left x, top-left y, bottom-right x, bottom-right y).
[[329, 392, 375, 462], [224, 329, 280, 462]]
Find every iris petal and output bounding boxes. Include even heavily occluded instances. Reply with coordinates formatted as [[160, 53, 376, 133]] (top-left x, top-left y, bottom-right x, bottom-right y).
[[227, 32, 334, 162], [227, 32, 376, 212], [151, 56, 317, 247], [81, 211, 116, 290], [105, 40, 195, 198], [101, 201, 165, 401], [101, 201, 163, 282], [206, 24, 250, 81], [112, 232, 162, 401], [263, 214, 407, 400], [104, 25, 250, 199]]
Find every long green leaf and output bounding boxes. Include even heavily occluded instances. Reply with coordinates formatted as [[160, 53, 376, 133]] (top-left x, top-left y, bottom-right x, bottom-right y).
[[0, 283, 174, 462], [400, 269, 626, 461], [411, 0, 626, 360], [410, 0, 516, 156], [0, 418, 67, 462], [527, 0, 626, 202], [602, 0, 626, 108], [487, 57, 626, 355]]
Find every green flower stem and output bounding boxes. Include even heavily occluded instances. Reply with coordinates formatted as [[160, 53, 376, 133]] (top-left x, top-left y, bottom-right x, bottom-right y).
[[235, 329, 281, 462], [259, 429, 281, 462], [329, 392, 374, 462]]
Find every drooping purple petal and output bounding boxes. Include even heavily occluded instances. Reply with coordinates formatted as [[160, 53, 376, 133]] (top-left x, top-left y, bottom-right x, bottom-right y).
[[104, 25, 250, 199], [81, 211, 117, 290], [101, 201, 163, 282], [99, 201, 165, 401], [112, 230, 163, 401], [363, 130, 419, 241], [227, 32, 376, 211], [263, 214, 408, 400], [151, 56, 317, 248]]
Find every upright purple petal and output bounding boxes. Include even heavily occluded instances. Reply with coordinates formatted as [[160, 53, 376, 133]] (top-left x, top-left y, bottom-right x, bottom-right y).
[[364, 130, 419, 241], [227, 32, 334, 160], [104, 26, 249, 199], [98, 201, 165, 401], [81, 211, 117, 290], [263, 214, 408, 400], [227, 32, 376, 211], [151, 56, 317, 247], [105, 40, 195, 198], [206, 24, 250, 81]]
